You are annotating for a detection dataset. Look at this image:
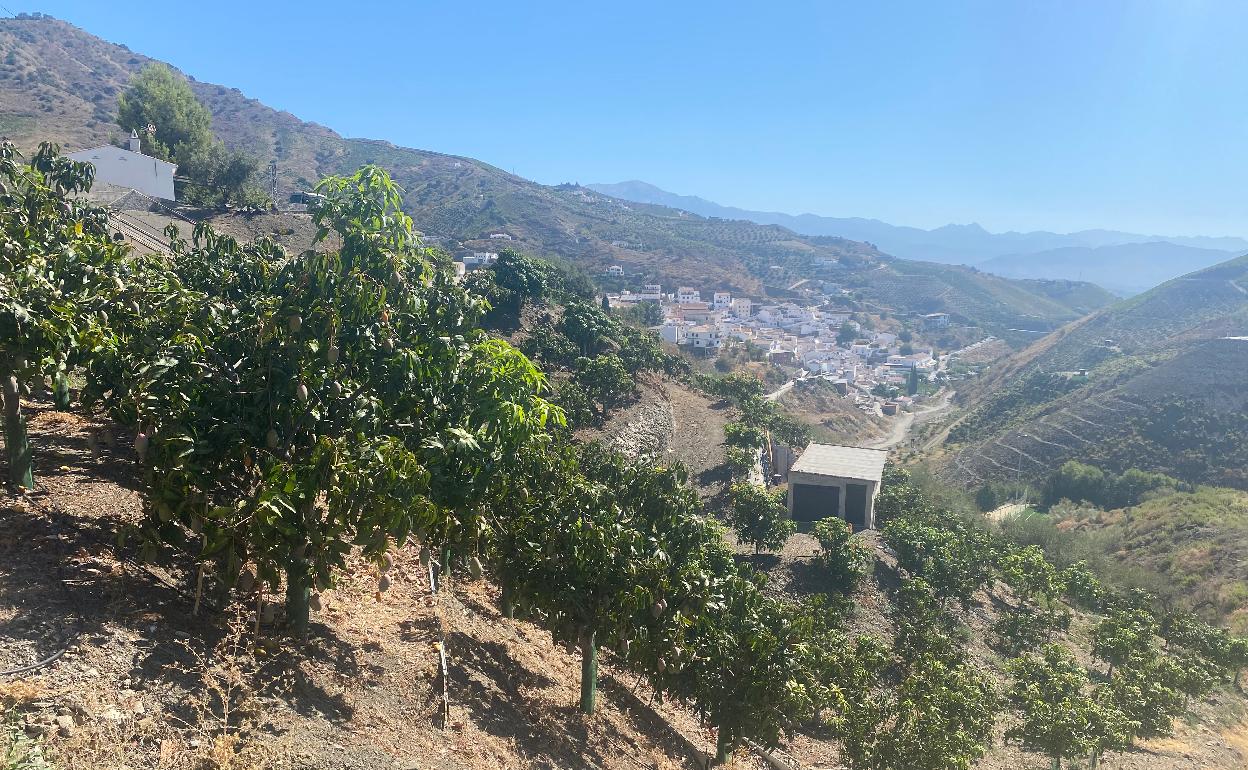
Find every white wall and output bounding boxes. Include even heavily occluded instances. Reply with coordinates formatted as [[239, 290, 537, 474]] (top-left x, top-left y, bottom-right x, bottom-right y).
[[68, 146, 176, 200]]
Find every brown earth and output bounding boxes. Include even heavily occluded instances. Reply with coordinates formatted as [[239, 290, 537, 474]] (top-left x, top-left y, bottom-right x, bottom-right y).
[[577, 375, 734, 503], [0, 402, 762, 770]]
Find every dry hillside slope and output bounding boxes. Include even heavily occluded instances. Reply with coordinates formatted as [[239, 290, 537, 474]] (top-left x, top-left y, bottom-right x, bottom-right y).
[[932, 255, 1248, 490]]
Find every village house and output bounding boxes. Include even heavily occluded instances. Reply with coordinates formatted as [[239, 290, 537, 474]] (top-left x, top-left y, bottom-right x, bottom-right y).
[[462, 252, 498, 270], [886, 352, 937, 371], [685, 326, 723, 350], [638, 284, 662, 301], [713, 291, 732, 309], [606, 265, 625, 277], [659, 323, 687, 345], [677, 287, 702, 304], [68, 131, 177, 200]]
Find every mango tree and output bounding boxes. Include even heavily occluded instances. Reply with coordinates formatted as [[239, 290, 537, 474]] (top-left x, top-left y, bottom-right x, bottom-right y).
[[879, 651, 998, 770], [727, 482, 795, 555], [0, 142, 128, 488], [495, 446, 726, 714], [1006, 644, 1135, 770], [109, 165, 557, 634], [678, 575, 827, 764], [882, 515, 993, 610], [812, 517, 873, 590]]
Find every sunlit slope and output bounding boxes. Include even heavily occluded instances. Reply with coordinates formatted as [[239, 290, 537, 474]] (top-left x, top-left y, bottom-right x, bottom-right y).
[[935, 255, 1248, 489]]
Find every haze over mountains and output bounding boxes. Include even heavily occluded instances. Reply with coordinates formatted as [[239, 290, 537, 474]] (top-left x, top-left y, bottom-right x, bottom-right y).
[[589, 180, 1248, 295]]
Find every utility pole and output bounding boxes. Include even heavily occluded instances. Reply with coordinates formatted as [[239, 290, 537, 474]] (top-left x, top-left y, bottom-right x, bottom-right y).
[[269, 160, 278, 204]]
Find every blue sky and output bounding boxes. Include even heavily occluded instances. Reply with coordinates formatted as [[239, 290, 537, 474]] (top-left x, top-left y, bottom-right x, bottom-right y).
[[24, 1, 1248, 235]]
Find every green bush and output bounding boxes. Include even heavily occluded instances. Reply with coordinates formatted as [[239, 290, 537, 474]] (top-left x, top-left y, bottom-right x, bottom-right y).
[[728, 482, 795, 554], [812, 517, 873, 590]]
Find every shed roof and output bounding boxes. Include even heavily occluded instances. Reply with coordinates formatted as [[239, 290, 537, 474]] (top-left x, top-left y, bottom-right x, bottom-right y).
[[789, 443, 887, 482]]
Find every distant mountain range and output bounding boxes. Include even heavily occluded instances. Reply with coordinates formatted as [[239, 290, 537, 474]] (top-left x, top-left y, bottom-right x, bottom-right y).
[[0, 16, 1114, 338], [588, 181, 1248, 294], [978, 241, 1244, 296]]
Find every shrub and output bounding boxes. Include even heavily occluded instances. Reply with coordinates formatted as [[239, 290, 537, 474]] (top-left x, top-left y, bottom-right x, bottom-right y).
[[728, 483, 795, 554], [812, 518, 872, 590]]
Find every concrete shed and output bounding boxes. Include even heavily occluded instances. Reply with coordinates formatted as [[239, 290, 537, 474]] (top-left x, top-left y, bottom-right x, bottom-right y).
[[787, 444, 887, 531]]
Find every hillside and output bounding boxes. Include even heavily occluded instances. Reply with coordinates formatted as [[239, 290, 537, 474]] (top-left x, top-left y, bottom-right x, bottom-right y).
[[0, 15, 1110, 335], [7, 403, 1248, 770], [588, 180, 1248, 268], [931, 255, 1248, 490], [836, 257, 1117, 343], [980, 241, 1244, 296], [776, 379, 889, 446], [1044, 487, 1248, 633], [0, 404, 730, 770]]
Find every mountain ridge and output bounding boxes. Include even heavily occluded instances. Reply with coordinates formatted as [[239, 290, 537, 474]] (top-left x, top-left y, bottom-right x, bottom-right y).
[[588, 180, 1248, 275], [932, 253, 1248, 491], [980, 241, 1247, 296], [0, 15, 1113, 337]]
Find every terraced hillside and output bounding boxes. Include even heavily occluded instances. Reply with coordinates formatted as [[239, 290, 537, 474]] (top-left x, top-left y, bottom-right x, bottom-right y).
[[0, 15, 1111, 332], [836, 257, 1117, 342], [934, 255, 1248, 490]]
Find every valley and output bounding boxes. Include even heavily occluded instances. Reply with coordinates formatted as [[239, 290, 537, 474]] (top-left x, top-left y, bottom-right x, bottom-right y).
[[2, 10, 1248, 770]]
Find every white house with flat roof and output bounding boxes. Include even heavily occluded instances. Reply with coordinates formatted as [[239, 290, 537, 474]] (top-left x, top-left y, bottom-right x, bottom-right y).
[[685, 326, 723, 349], [68, 131, 176, 200], [787, 444, 887, 531]]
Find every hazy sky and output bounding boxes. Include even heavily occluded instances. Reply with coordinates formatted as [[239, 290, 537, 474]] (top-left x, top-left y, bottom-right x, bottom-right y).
[[24, 1, 1248, 236]]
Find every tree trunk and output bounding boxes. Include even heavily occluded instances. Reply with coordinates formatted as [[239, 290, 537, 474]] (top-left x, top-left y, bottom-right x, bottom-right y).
[[286, 561, 310, 639], [52, 371, 71, 411], [1051, 757, 1060, 770], [713, 730, 732, 766], [3, 373, 33, 489], [579, 630, 598, 714], [1089, 749, 1100, 770], [501, 584, 515, 619]]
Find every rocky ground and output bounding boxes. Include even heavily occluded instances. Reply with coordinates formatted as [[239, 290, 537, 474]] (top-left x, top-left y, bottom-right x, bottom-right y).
[[578, 375, 733, 503]]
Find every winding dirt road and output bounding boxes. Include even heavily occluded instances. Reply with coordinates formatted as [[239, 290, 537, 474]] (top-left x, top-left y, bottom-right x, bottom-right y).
[[867, 388, 957, 450]]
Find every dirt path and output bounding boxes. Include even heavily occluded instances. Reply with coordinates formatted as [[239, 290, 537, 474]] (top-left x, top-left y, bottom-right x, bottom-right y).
[[868, 388, 956, 450], [765, 379, 796, 401]]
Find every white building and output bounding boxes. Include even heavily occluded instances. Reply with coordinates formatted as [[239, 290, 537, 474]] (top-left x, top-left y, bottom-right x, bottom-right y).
[[787, 444, 888, 530], [677, 287, 701, 304], [712, 291, 732, 309], [606, 265, 625, 277], [659, 323, 687, 344], [825, 312, 851, 327], [462, 252, 498, 270], [685, 326, 723, 349], [68, 131, 176, 201], [638, 284, 662, 301], [730, 297, 753, 316], [488, 232, 513, 241]]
